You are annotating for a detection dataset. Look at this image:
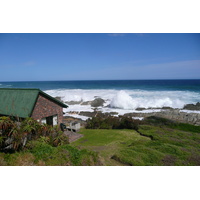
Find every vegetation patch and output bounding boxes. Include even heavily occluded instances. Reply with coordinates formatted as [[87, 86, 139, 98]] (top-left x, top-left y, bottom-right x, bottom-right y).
[[86, 115, 141, 131], [1, 115, 200, 166], [0, 140, 100, 166], [0, 116, 101, 166], [72, 129, 150, 165], [72, 122, 200, 166], [144, 116, 200, 133]]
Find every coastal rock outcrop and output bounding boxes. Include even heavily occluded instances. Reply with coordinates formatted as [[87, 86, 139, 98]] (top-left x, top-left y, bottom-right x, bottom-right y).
[[124, 109, 200, 125], [64, 98, 105, 107], [91, 98, 105, 107], [183, 102, 200, 110], [65, 100, 83, 105]]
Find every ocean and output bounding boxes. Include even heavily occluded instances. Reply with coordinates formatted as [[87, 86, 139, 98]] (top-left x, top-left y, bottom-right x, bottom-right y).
[[1, 80, 200, 120]]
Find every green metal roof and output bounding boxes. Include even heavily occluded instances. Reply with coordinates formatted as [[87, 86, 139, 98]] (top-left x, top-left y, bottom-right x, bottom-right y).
[[0, 88, 68, 118]]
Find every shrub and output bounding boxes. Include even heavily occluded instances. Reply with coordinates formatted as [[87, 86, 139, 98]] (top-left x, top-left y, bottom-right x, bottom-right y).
[[86, 115, 140, 131], [0, 116, 68, 152], [118, 117, 139, 130], [143, 116, 200, 133], [28, 140, 55, 161], [143, 116, 175, 126], [59, 145, 100, 166]]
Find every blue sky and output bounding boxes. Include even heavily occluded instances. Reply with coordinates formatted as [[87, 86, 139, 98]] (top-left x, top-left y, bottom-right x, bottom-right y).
[[0, 33, 200, 81]]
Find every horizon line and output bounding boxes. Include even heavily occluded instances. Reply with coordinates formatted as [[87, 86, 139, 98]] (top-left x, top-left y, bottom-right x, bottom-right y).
[[1, 78, 200, 82]]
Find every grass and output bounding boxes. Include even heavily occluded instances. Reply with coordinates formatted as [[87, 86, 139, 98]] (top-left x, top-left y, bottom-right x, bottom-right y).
[[72, 125, 200, 166], [72, 129, 150, 165], [1, 116, 200, 166], [0, 141, 100, 166], [137, 125, 200, 165], [144, 116, 200, 133]]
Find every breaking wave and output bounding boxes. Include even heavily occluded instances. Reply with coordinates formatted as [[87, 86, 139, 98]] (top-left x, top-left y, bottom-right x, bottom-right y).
[[110, 90, 138, 109], [45, 89, 200, 113], [110, 90, 185, 109]]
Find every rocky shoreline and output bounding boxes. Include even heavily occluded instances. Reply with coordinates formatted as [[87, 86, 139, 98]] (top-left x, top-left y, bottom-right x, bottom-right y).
[[124, 109, 200, 126], [64, 109, 200, 126], [59, 96, 200, 126], [100, 110, 200, 125]]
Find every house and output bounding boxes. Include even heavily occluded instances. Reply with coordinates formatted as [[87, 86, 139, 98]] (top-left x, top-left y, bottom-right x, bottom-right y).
[[0, 88, 68, 126]]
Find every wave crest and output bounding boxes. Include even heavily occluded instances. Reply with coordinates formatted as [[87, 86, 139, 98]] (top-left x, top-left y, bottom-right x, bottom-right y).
[[45, 89, 200, 111], [110, 91, 138, 109], [110, 90, 185, 110]]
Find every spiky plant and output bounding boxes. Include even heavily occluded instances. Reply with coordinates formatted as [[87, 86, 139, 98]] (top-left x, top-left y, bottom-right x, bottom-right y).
[[39, 124, 48, 136], [8, 123, 20, 137], [12, 131, 26, 151], [0, 116, 14, 135], [51, 133, 69, 147], [38, 136, 50, 144]]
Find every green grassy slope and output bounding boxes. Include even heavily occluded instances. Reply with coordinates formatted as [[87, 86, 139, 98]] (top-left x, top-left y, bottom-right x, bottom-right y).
[[0, 142, 100, 166], [72, 126, 200, 166], [72, 129, 150, 165]]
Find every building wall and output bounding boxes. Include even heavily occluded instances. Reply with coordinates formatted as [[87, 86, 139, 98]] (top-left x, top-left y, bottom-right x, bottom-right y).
[[31, 94, 64, 124]]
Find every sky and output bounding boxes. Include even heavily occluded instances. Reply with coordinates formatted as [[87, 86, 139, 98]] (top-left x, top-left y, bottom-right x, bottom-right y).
[[0, 33, 200, 81]]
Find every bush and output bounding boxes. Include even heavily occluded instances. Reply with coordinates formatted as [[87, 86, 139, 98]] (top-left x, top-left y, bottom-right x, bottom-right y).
[[143, 116, 200, 133], [28, 140, 55, 161], [143, 116, 175, 126], [118, 117, 139, 131], [0, 116, 68, 152], [86, 115, 140, 131]]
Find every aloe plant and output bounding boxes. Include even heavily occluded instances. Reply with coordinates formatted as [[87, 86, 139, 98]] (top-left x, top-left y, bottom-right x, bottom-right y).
[[0, 116, 68, 152], [0, 116, 14, 135]]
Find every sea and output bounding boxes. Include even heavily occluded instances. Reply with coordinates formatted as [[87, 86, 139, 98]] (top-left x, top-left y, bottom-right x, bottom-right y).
[[1, 80, 200, 120]]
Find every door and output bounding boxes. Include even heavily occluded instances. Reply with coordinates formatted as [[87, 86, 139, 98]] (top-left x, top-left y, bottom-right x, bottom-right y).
[[46, 115, 58, 126], [46, 116, 53, 126]]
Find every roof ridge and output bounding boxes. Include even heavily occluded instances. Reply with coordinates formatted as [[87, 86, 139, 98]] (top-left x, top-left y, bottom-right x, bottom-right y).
[[38, 90, 68, 108]]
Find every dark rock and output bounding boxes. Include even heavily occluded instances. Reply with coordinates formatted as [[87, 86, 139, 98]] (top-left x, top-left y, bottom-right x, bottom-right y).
[[91, 98, 105, 107], [79, 111, 96, 117], [107, 112, 119, 115], [81, 101, 92, 105], [65, 101, 82, 105], [162, 106, 173, 110], [135, 107, 166, 110], [183, 102, 200, 110], [135, 107, 146, 111]]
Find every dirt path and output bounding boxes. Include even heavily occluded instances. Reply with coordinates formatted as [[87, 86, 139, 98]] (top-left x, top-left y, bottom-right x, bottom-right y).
[[64, 131, 83, 143]]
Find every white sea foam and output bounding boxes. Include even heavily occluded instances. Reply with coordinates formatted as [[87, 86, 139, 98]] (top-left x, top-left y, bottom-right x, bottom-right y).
[[63, 105, 93, 113], [45, 89, 113, 102], [110, 90, 138, 109], [180, 110, 200, 114], [100, 107, 163, 116], [132, 117, 144, 120], [44, 88, 200, 119], [110, 90, 186, 109], [64, 113, 90, 121]]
